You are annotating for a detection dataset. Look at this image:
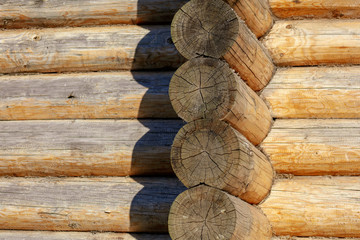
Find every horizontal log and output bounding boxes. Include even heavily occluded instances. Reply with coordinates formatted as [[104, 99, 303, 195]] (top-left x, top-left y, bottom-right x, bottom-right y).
[[269, 0, 360, 19], [0, 71, 177, 120], [168, 185, 272, 239], [0, 231, 171, 240], [0, 0, 188, 28], [261, 67, 360, 118], [169, 58, 272, 145], [261, 119, 360, 175], [0, 232, 357, 240], [225, 0, 273, 37], [272, 238, 360, 240], [0, 177, 185, 232], [261, 176, 360, 237], [171, 119, 273, 204], [263, 20, 360, 66], [171, 0, 275, 91], [0, 25, 184, 74], [0, 120, 183, 176]]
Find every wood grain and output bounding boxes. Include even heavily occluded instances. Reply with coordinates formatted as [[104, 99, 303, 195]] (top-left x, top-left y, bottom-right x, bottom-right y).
[[225, 0, 273, 37], [171, 0, 275, 91], [263, 20, 360, 66], [0, 177, 185, 232], [0, 0, 188, 28], [0, 25, 184, 74], [0, 232, 357, 240], [261, 67, 360, 118], [0, 231, 171, 240], [269, 0, 360, 19], [169, 58, 272, 145], [0, 120, 183, 176], [272, 238, 360, 240], [0, 71, 177, 120], [168, 185, 272, 240], [171, 119, 273, 204], [261, 176, 360, 237], [261, 119, 360, 176]]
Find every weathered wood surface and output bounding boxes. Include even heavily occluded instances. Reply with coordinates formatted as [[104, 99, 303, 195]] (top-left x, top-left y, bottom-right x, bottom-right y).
[[168, 185, 272, 240], [0, 231, 171, 240], [0, 120, 183, 176], [225, 0, 273, 37], [263, 20, 360, 66], [261, 176, 360, 237], [171, 0, 275, 91], [272, 238, 360, 240], [169, 58, 272, 145], [171, 119, 273, 204], [261, 119, 360, 176], [261, 67, 360, 118], [0, 71, 177, 120], [0, 177, 185, 232], [0, 0, 188, 28], [0, 25, 184, 74], [0, 232, 356, 240], [269, 0, 360, 19]]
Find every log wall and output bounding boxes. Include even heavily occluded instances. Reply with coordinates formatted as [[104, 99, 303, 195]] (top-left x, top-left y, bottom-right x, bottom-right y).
[[1, 0, 360, 239]]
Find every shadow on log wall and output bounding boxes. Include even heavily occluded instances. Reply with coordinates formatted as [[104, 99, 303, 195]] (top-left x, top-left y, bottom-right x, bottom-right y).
[[130, 0, 187, 233]]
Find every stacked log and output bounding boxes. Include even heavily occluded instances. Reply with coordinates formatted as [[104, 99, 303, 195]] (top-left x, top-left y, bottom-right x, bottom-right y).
[[171, 0, 275, 91], [168, 0, 276, 238], [0, 176, 358, 237]]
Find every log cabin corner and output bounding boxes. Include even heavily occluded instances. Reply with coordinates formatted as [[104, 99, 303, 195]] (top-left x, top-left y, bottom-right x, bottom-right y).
[[0, 0, 359, 239]]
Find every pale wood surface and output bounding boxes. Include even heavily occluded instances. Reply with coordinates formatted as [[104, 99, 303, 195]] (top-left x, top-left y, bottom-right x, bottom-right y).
[[171, 119, 273, 204], [272, 238, 360, 240], [169, 58, 272, 145], [0, 177, 185, 232], [261, 119, 360, 176], [261, 176, 360, 237], [0, 71, 177, 120], [0, 25, 184, 74], [0, 231, 171, 240], [263, 20, 360, 66], [0, 232, 357, 240], [225, 0, 273, 37], [0, 120, 183, 176], [0, 231, 358, 240], [168, 185, 272, 240], [0, 0, 188, 28], [270, 0, 360, 19], [262, 67, 360, 118], [171, 0, 275, 91]]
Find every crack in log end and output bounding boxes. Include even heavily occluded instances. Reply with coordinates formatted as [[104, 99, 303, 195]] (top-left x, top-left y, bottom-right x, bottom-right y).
[[171, 0, 239, 59], [171, 119, 273, 204], [169, 185, 272, 240], [169, 58, 234, 122]]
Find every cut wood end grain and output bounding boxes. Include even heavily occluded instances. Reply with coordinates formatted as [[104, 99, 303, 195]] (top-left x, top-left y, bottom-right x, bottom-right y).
[[171, 0, 239, 59], [168, 185, 272, 240], [169, 58, 273, 145], [171, 119, 273, 204]]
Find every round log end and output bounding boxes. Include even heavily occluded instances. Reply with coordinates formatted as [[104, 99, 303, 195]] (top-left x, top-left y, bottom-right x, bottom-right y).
[[169, 58, 237, 122], [168, 185, 237, 240], [169, 185, 272, 239], [171, 119, 250, 193], [171, 0, 239, 59]]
